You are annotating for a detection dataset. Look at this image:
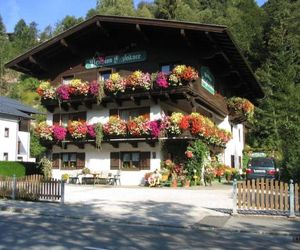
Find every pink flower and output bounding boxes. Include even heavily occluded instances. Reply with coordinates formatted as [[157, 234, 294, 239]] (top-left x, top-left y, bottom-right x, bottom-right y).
[[89, 80, 99, 96], [52, 125, 67, 141], [155, 72, 169, 88], [87, 124, 96, 138], [185, 150, 193, 158], [149, 120, 161, 138], [56, 85, 70, 100]]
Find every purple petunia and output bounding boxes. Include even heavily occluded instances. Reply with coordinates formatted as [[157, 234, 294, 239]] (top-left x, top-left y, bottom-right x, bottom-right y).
[[156, 72, 169, 88], [149, 120, 161, 138], [56, 85, 70, 100], [87, 124, 96, 138], [89, 80, 100, 96], [52, 125, 67, 141]]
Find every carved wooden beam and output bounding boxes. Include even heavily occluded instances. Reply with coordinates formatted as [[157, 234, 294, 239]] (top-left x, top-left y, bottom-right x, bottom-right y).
[[60, 38, 80, 56], [130, 96, 140, 106], [136, 24, 149, 43], [110, 142, 119, 148], [180, 29, 191, 47], [146, 140, 156, 148], [29, 56, 48, 72], [96, 20, 110, 37]]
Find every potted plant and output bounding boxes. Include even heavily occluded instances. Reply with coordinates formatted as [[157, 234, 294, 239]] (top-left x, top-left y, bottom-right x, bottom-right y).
[[103, 116, 127, 137]]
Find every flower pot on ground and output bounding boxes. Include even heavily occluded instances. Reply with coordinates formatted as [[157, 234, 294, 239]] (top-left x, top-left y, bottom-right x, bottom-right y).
[[171, 179, 178, 187]]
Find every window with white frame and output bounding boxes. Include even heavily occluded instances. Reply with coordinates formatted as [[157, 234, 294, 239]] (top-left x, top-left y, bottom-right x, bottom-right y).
[[4, 128, 9, 137]]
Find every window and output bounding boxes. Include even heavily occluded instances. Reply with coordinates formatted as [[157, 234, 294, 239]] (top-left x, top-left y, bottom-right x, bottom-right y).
[[161, 64, 172, 74], [19, 119, 30, 132], [62, 153, 77, 168], [53, 153, 85, 169], [160, 62, 178, 74], [3, 153, 8, 161], [122, 152, 140, 169], [53, 112, 87, 126], [62, 75, 73, 85], [17, 141, 21, 154], [118, 107, 150, 121], [4, 128, 9, 137], [110, 152, 150, 170], [99, 70, 112, 81], [231, 155, 235, 168]]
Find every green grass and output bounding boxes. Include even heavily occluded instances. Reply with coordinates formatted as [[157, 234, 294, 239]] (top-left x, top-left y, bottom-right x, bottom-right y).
[[0, 161, 26, 177]]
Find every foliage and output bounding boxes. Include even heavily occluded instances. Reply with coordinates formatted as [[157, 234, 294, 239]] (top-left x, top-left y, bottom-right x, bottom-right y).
[[185, 140, 209, 181], [39, 157, 52, 179], [82, 167, 91, 175], [30, 130, 46, 160], [0, 161, 25, 177], [95, 123, 104, 149]]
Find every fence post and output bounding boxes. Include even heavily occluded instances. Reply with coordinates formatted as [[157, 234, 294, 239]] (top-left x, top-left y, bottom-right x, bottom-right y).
[[60, 180, 65, 205], [289, 179, 296, 218], [232, 178, 238, 216], [11, 174, 16, 200]]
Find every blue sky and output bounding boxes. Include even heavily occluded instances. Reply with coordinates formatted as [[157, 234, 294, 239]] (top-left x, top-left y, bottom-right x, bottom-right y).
[[0, 0, 267, 33]]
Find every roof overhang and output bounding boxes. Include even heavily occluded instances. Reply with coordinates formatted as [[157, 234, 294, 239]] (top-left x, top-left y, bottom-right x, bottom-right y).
[[5, 15, 264, 100]]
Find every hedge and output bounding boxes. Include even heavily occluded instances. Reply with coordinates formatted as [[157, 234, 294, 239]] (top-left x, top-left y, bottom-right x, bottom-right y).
[[0, 161, 42, 177], [0, 162, 26, 177]]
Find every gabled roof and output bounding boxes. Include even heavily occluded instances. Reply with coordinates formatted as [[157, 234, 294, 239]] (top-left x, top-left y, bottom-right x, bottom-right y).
[[5, 15, 264, 99], [0, 96, 40, 119]]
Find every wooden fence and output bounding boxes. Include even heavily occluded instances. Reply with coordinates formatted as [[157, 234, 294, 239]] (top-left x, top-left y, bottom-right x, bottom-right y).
[[236, 179, 299, 212], [0, 174, 64, 202]]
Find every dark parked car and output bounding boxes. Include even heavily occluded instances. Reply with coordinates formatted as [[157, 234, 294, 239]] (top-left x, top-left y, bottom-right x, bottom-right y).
[[246, 157, 278, 180]]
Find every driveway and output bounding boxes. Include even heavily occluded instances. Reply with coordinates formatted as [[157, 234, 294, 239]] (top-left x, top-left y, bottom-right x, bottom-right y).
[[64, 184, 233, 227]]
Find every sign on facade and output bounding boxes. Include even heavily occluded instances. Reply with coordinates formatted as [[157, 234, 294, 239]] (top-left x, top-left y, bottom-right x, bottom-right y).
[[85, 51, 147, 69], [201, 66, 215, 94]]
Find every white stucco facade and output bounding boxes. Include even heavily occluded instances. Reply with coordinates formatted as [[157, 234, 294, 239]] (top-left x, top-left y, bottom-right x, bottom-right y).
[[0, 115, 31, 162]]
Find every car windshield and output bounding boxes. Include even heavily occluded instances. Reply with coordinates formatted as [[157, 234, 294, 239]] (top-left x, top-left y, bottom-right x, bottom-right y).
[[249, 158, 274, 168]]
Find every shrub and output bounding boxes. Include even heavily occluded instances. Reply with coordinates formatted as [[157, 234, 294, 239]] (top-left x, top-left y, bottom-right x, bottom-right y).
[[0, 161, 25, 177], [61, 173, 69, 182]]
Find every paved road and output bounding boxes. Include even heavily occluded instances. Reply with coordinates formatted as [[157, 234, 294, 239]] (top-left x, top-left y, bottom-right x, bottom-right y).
[[0, 212, 298, 250]]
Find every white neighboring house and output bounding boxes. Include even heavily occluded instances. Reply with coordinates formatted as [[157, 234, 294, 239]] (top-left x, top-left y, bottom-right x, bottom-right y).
[[0, 96, 40, 162]]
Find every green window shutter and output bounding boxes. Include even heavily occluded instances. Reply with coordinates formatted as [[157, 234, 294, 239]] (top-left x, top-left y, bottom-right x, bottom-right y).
[[110, 152, 120, 170]]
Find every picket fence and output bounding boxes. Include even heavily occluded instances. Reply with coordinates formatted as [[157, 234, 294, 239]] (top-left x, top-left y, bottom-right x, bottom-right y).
[[235, 178, 299, 214], [0, 174, 64, 202]]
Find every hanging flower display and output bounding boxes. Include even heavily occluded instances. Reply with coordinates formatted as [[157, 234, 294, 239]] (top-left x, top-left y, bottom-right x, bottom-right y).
[[103, 116, 127, 136], [56, 84, 71, 100], [104, 73, 126, 94], [36, 81, 56, 99], [35, 122, 53, 141], [87, 124, 96, 138], [67, 120, 88, 139], [149, 120, 162, 138], [153, 72, 170, 88], [69, 79, 89, 96], [89, 80, 100, 96], [126, 71, 151, 91], [172, 65, 199, 83], [227, 97, 254, 122], [52, 125, 67, 141], [127, 115, 150, 137]]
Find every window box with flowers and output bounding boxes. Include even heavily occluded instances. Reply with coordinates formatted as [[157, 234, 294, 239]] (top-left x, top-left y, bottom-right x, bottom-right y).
[[227, 97, 254, 123]]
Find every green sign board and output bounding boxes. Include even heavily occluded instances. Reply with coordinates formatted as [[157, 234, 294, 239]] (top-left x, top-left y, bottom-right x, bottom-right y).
[[201, 66, 215, 95], [85, 51, 147, 69]]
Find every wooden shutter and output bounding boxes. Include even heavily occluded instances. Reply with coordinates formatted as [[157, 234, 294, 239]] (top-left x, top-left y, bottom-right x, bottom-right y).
[[53, 114, 60, 124], [140, 152, 151, 170], [76, 153, 85, 169], [109, 109, 118, 117], [52, 153, 60, 169], [110, 152, 120, 170]]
